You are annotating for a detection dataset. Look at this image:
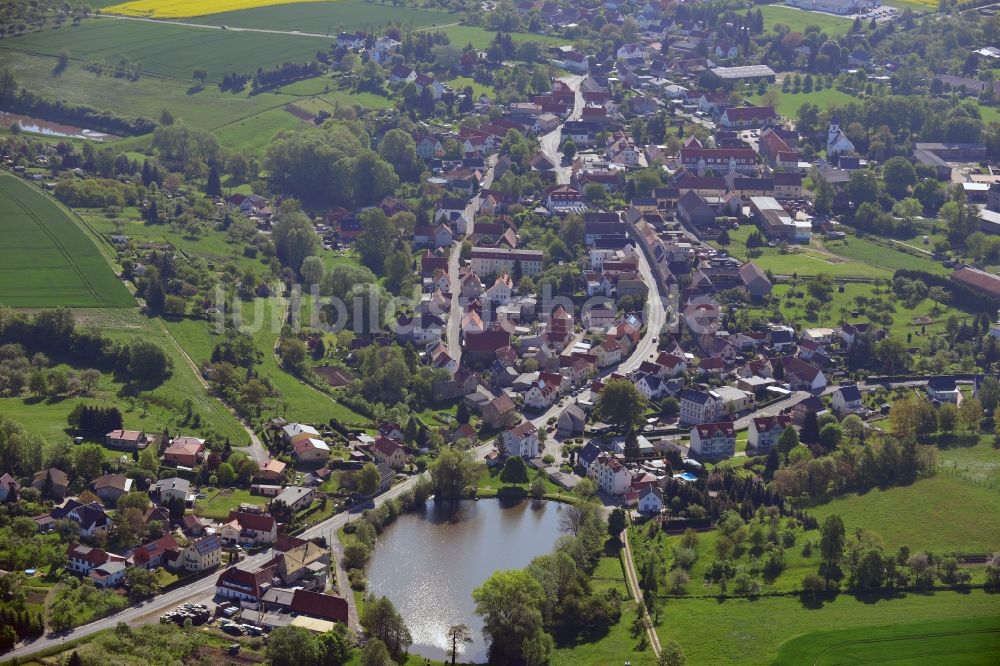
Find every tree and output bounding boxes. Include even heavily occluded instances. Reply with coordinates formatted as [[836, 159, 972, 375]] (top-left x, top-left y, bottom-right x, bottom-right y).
[[128, 340, 171, 382], [378, 129, 422, 182], [529, 472, 546, 499], [819, 514, 846, 570], [429, 447, 484, 498], [847, 169, 880, 206], [777, 425, 799, 454], [473, 569, 552, 666], [298, 255, 326, 287], [927, 286, 949, 313], [73, 444, 104, 481], [500, 456, 529, 484], [360, 638, 392, 666], [882, 156, 917, 199], [267, 626, 320, 666], [357, 462, 381, 496], [818, 422, 843, 451], [272, 207, 321, 276], [205, 164, 221, 197], [561, 139, 577, 160], [595, 378, 648, 433], [801, 410, 819, 443], [658, 640, 687, 666], [360, 596, 412, 656], [801, 573, 826, 597], [608, 507, 627, 538], [355, 208, 395, 273], [318, 625, 353, 666], [447, 624, 472, 666], [123, 567, 160, 601], [978, 376, 1000, 414]]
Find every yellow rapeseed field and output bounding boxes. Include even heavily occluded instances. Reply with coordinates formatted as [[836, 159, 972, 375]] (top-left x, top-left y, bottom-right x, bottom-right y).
[[104, 0, 332, 18]]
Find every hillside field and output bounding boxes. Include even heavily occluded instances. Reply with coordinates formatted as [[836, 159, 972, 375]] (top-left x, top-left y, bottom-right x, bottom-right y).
[[197, 0, 456, 32], [774, 616, 1000, 666], [0, 174, 134, 308], [0, 17, 325, 82], [659, 590, 1000, 665], [810, 473, 1000, 553]]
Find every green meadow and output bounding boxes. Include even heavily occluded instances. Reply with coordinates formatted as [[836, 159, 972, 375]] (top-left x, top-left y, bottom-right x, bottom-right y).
[[774, 616, 1000, 666], [659, 590, 1000, 665], [0, 174, 134, 309]]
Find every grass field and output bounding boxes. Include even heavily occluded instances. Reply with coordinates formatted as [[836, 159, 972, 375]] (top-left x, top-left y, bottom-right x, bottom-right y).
[[1, 17, 325, 82], [810, 473, 1000, 553], [774, 616, 1000, 666], [163, 297, 368, 426], [823, 235, 950, 276], [199, 0, 454, 32], [939, 437, 1000, 485], [0, 174, 134, 308], [759, 5, 854, 35], [753, 86, 858, 118], [659, 590, 1000, 665], [105, 0, 330, 18], [718, 225, 892, 279], [194, 486, 264, 519]]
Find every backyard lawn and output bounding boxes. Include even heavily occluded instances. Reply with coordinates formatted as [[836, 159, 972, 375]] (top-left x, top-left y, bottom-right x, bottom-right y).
[[194, 487, 264, 519]]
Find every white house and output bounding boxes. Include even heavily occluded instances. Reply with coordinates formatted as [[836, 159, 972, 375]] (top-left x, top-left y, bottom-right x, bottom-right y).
[[927, 377, 963, 404], [689, 421, 736, 459], [502, 421, 540, 458], [637, 487, 663, 514], [485, 274, 514, 304], [747, 414, 792, 451], [588, 453, 634, 495], [827, 116, 855, 158], [292, 437, 330, 463], [617, 43, 645, 60], [831, 384, 864, 414]]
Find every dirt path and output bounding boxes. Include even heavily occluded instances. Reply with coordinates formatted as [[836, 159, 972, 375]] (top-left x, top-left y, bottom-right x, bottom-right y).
[[155, 318, 266, 459], [620, 527, 662, 658]]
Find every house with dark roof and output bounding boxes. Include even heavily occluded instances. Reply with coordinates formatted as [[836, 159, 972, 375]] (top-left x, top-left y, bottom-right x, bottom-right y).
[[831, 384, 864, 414], [51, 499, 112, 538], [927, 377, 962, 404], [0, 473, 19, 502]]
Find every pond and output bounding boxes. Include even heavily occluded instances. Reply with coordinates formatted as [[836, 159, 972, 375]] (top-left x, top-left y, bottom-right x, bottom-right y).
[[366, 497, 565, 663], [0, 111, 117, 141]]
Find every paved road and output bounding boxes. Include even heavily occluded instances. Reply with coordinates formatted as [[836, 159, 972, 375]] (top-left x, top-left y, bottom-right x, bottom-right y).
[[446, 160, 495, 364], [538, 75, 584, 185], [7, 442, 496, 661]]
